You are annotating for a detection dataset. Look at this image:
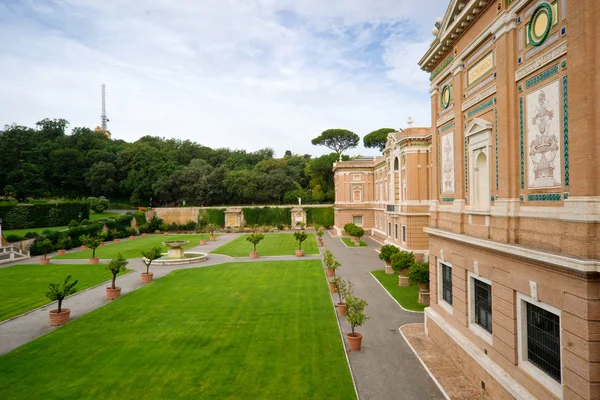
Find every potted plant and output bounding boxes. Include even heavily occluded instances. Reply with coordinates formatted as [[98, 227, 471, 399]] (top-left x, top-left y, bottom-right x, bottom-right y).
[[323, 250, 341, 277], [346, 295, 369, 351], [347, 224, 364, 246], [80, 235, 102, 264], [106, 253, 128, 300], [335, 279, 354, 316], [391, 250, 415, 276], [207, 224, 217, 241], [294, 231, 308, 257], [329, 276, 340, 293], [127, 227, 137, 240], [56, 237, 71, 256], [408, 260, 430, 292], [38, 238, 54, 264], [379, 244, 400, 274], [198, 227, 207, 245], [316, 229, 324, 247], [46, 274, 78, 326], [246, 233, 264, 258], [140, 246, 163, 283]]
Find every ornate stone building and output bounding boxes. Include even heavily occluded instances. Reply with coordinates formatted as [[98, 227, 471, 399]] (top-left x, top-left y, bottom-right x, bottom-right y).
[[334, 0, 599, 398]]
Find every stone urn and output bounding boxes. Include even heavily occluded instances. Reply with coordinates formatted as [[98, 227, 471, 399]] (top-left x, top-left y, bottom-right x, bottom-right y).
[[49, 309, 70, 326], [106, 287, 121, 300]]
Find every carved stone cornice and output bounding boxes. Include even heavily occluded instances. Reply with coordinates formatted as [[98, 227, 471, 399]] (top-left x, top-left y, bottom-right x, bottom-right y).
[[515, 41, 567, 81], [462, 84, 497, 111]]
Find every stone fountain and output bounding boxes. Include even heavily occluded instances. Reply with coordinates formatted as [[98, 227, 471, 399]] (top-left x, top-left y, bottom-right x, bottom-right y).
[[152, 240, 207, 266]]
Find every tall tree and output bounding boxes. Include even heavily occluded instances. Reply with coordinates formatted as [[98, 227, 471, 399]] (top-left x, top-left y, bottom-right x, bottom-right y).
[[311, 129, 359, 159], [363, 128, 396, 152]]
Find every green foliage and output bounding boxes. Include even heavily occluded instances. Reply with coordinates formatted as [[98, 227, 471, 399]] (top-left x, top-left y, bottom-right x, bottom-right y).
[[146, 216, 163, 232], [56, 237, 71, 250], [133, 210, 147, 226], [363, 128, 396, 152], [323, 249, 341, 272], [306, 207, 334, 228], [87, 196, 109, 214], [316, 229, 324, 238], [198, 209, 225, 228], [311, 129, 360, 158], [106, 254, 129, 289], [343, 223, 364, 239], [5, 234, 25, 243], [24, 231, 39, 239], [378, 244, 400, 263], [45, 274, 78, 313], [407, 261, 430, 284], [67, 220, 79, 229], [390, 250, 415, 274], [346, 295, 369, 336], [38, 238, 54, 258], [242, 207, 291, 227], [245, 233, 265, 252], [141, 246, 163, 274], [206, 223, 217, 235], [79, 235, 103, 258], [0, 201, 89, 230], [293, 231, 308, 250]]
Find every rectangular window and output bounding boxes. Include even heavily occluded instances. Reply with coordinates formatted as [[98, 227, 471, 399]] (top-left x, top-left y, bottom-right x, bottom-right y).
[[394, 224, 398, 239], [352, 215, 363, 226], [402, 225, 406, 242], [441, 263, 453, 305], [474, 280, 493, 333], [526, 302, 561, 382], [388, 222, 391, 236]]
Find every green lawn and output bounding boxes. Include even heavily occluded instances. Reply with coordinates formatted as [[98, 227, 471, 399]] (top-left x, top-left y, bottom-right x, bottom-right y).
[[371, 270, 426, 312], [53, 234, 213, 260], [90, 211, 121, 221], [341, 237, 368, 247], [0, 261, 355, 399], [211, 233, 319, 257], [0, 264, 130, 322], [3, 226, 67, 237]]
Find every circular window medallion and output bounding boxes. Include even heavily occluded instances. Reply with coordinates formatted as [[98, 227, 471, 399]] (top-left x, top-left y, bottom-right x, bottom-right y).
[[528, 3, 553, 47], [441, 85, 451, 109]]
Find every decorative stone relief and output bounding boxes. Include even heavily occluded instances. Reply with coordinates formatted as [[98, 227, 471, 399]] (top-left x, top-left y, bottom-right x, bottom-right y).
[[526, 80, 561, 189], [515, 41, 567, 81], [442, 132, 455, 194], [462, 84, 497, 111]]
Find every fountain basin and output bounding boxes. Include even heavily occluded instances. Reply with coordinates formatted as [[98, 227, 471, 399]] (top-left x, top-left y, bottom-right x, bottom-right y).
[[163, 240, 190, 259], [152, 252, 208, 266]]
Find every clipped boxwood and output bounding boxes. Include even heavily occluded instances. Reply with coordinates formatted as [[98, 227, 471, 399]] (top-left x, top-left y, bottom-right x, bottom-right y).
[[378, 244, 400, 263], [407, 261, 430, 284], [306, 207, 334, 228], [391, 250, 415, 274], [0, 201, 90, 230], [242, 207, 291, 227]]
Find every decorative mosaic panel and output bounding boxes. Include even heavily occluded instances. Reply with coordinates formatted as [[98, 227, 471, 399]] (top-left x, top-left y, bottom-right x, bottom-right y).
[[440, 121, 455, 133], [525, 64, 559, 89], [441, 132, 455, 194], [495, 108, 499, 191], [438, 136, 441, 194], [526, 80, 561, 189], [441, 197, 455, 202], [528, 193, 561, 201], [563, 75, 569, 186], [467, 98, 494, 118], [430, 55, 454, 81], [464, 136, 468, 193], [520, 97, 525, 189]]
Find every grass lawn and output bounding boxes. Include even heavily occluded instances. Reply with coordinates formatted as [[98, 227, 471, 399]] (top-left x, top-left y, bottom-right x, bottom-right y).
[[0, 260, 355, 399], [341, 237, 368, 247], [211, 233, 319, 257], [90, 211, 121, 221], [3, 226, 67, 236], [0, 264, 130, 322], [53, 234, 213, 260], [371, 270, 426, 312]]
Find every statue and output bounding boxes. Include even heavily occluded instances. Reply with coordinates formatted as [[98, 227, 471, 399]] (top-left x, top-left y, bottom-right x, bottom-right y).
[[298, 197, 302, 205]]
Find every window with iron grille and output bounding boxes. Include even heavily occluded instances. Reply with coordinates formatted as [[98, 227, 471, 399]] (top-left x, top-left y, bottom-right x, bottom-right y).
[[526, 302, 561, 382], [441, 263, 452, 305], [474, 279, 492, 333]]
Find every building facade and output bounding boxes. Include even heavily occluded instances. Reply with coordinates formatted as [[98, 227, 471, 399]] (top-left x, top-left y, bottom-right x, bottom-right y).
[[334, 0, 599, 398]]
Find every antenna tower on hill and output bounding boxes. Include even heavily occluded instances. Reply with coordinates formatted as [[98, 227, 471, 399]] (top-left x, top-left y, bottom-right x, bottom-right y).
[[101, 84, 109, 131]]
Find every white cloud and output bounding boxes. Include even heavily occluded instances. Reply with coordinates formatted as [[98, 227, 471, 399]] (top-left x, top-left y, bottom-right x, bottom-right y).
[[0, 0, 448, 157]]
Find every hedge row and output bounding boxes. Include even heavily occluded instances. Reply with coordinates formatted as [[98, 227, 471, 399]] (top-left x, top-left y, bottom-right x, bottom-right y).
[[305, 207, 334, 228], [198, 209, 225, 228], [242, 207, 291, 227], [0, 201, 90, 230]]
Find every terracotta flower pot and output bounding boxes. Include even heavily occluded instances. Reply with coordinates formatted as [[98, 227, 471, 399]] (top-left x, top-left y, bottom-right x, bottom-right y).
[[329, 283, 337, 293], [99, 242, 105, 247], [141, 272, 153, 283], [319, 240, 324, 247], [142, 233, 147, 238], [89, 257, 100, 264], [200, 239, 207, 245], [250, 251, 258, 259], [114, 239, 120, 243], [347, 332, 363, 351], [58, 249, 66, 255], [418, 282, 430, 293], [326, 268, 335, 277], [49, 308, 71, 326], [164, 232, 169, 236], [296, 250, 304, 257], [81, 245, 88, 251], [129, 236, 135, 240], [336, 303, 347, 316], [40, 257, 50, 265], [210, 236, 216, 241], [106, 287, 121, 300]]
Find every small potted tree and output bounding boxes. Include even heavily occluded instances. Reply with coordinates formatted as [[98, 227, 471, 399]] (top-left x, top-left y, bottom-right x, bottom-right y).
[[329, 276, 340, 293], [39, 238, 54, 264], [46, 274, 78, 326], [379, 244, 400, 274], [80, 235, 102, 264], [408, 260, 430, 304], [141, 246, 163, 283], [56, 237, 71, 256], [391, 250, 415, 286], [334, 279, 354, 316], [246, 233, 264, 258], [346, 295, 369, 351], [207, 224, 217, 241], [106, 253, 128, 300], [199, 227, 207, 245], [323, 249, 341, 277], [316, 229, 324, 247], [294, 231, 308, 257], [349, 225, 365, 246]]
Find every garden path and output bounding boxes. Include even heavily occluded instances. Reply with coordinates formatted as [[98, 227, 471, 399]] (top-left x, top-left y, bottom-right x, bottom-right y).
[[323, 232, 445, 400]]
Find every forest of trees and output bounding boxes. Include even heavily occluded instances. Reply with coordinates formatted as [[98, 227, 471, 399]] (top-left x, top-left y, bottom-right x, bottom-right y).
[[0, 119, 350, 206]]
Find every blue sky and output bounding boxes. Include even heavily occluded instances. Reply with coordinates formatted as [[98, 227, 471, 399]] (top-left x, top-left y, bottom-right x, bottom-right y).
[[0, 0, 448, 157]]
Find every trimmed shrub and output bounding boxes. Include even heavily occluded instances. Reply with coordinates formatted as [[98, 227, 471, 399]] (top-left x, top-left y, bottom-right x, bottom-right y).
[[88, 196, 109, 214], [5, 234, 25, 243], [0, 201, 90, 230], [378, 244, 400, 263], [407, 261, 430, 284], [146, 216, 163, 232], [242, 207, 291, 227], [80, 219, 90, 226], [306, 207, 334, 228], [68, 220, 79, 228], [133, 210, 147, 226], [390, 250, 415, 274], [24, 231, 39, 239], [198, 209, 225, 228]]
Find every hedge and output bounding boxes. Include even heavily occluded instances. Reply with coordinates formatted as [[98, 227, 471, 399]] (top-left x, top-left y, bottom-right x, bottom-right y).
[[242, 207, 291, 227], [198, 209, 225, 228], [306, 207, 334, 228], [0, 201, 90, 230]]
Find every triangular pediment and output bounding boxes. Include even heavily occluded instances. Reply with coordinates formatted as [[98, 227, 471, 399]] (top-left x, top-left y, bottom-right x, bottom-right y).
[[438, 0, 468, 38], [465, 117, 492, 137]]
